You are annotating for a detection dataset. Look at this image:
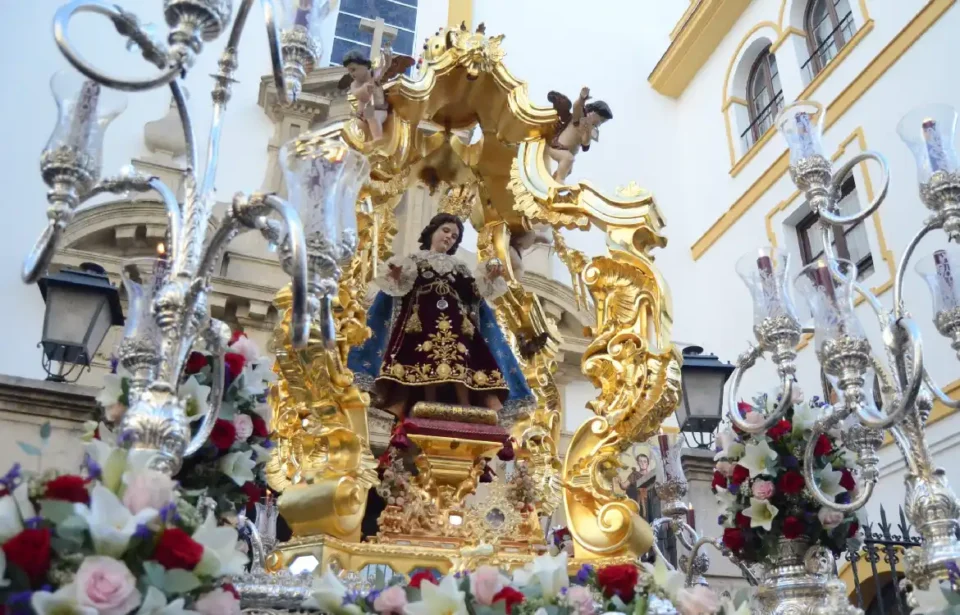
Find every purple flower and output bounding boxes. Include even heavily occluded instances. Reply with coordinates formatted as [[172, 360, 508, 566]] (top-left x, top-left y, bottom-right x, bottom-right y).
[[159, 502, 179, 523], [83, 454, 102, 481], [575, 564, 593, 584], [365, 589, 381, 607], [782, 455, 798, 468], [134, 524, 152, 540], [24, 517, 43, 529], [728, 483, 740, 495], [262, 439, 274, 449], [343, 590, 360, 606], [109, 356, 119, 374], [560, 586, 568, 595], [0, 463, 22, 490], [717, 515, 725, 526], [836, 492, 851, 505]]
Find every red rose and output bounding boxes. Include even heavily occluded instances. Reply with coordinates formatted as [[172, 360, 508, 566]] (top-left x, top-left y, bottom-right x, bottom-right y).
[[251, 415, 269, 438], [44, 475, 89, 504], [735, 512, 751, 529], [712, 471, 727, 490], [722, 527, 745, 552], [779, 470, 805, 495], [224, 352, 246, 376], [492, 587, 525, 614], [840, 469, 856, 491], [3, 528, 51, 586], [241, 482, 262, 511], [766, 419, 792, 440], [783, 516, 805, 539], [153, 528, 204, 570], [814, 434, 833, 457], [409, 570, 436, 589], [848, 520, 860, 537], [731, 464, 750, 485], [230, 329, 246, 345], [210, 419, 237, 451], [185, 352, 208, 375], [596, 564, 639, 601]]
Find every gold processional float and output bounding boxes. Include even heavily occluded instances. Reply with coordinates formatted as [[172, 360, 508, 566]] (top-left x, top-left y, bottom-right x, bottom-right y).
[[262, 24, 682, 575]]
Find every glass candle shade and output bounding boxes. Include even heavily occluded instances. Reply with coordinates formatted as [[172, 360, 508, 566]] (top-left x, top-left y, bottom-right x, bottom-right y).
[[776, 101, 825, 166], [735, 247, 801, 328], [254, 495, 280, 553], [278, 0, 330, 40], [117, 257, 167, 378], [897, 104, 960, 185], [917, 248, 960, 334], [652, 433, 689, 518], [42, 70, 127, 193]]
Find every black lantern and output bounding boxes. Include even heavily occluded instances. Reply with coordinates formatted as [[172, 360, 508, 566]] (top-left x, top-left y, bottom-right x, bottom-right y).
[[677, 345, 734, 449], [37, 263, 123, 382]]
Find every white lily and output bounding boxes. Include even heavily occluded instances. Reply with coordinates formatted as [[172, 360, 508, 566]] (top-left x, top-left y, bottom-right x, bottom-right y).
[[404, 574, 468, 615], [74, 484, 158, 557], [241, 360, 277, 397], [193, 513, 248, 576], [31, 585, 98, 615], [743, 497, 779, 531], [528, 551, 570, 598], [180, 376, 211, 424], [95, 372, 127, 409], [792, 400, 821, 434], [136, 586, 199, 615], [229, 336, 263, 363], [0, 495, 24, 542], [738, 440, 778, 478], [816, 465, 847, 499], [302, 567, 357, 614], [219, 450, 257, 486], [715, 488, 737, 511], [713, 428, 744, 461]]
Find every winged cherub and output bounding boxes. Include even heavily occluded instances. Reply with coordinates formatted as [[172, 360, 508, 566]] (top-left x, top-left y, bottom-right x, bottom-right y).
[[545, 87, 613, 181], [338, 45, 415, 141]]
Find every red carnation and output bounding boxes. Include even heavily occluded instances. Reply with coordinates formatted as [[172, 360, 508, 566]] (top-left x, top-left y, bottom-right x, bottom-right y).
[[814, 434, 833, 457], [731, 464, 750, 485], [492, 587, 525, 614], [597, 564, 639, 602], [2, 528, 51, 586], [779, 470, 806, 495], [409, 570, 436, 589], [210, 419, 237, 451], [840, 469, 856, 491], [184, 351, 208, 375], [783, 516, 805, 539], [737, 401, 753, 415], [230, 329, 246, 345], [224, 352, 246, 376], [712, 471, 727, 490], [44, 475, 90, 504], [849, 520, 860, 537], [251, 415, 269, 438], [153, 527, 204, 570], [735, 511, 751, 529], [766, 419, 792, 440], [722, 527, 745, 552], [241, 482, 263, 511]]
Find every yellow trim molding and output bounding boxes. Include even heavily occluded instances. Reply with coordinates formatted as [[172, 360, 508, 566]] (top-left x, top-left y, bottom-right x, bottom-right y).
[[649, 0, 754, 98], [770, 27, 805, 53], [796, 20, 875, 102], [447, 0, 472, 30], [838, 554, 904, 608], [692, 0, 957, 260]]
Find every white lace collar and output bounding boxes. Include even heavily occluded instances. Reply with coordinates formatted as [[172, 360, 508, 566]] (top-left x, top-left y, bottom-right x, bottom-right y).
[[411, 250, 471, 276]]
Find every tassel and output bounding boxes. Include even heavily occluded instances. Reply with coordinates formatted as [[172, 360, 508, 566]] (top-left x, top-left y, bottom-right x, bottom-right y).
[[498, 437, 515, 461], [390, 423, 412, 450], [480, 462, 495, 483]]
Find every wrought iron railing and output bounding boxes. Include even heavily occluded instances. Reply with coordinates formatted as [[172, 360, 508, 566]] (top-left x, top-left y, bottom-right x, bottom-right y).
[[802, 12, 856, 82], [740, 91, 785, 151], [845, 506, 921, 614]]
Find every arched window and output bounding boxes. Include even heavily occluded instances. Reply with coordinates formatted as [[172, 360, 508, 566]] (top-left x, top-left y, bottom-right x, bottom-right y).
[[742, 46, 783, 150], [803, 0, 855, 80]]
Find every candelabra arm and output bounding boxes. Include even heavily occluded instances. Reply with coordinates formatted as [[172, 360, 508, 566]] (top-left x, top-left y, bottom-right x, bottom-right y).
[[924, 369, 960, 410], [803, 421, 875, 512], [727, 347, 794, 433], [819, 151, 890, 226], [53, 0, 183, 92], [261, 0, 291, 104], [677, 521, 699, 551], [263, 195, 310, 347], [684, 536, 759, 587], [169, 80, 197, 176], [856, 318, 924, 430], [184, 319, 229, 456], [895, 222, 942, 319], [239, 516, 266, 570], [650, 518, 677, 571]]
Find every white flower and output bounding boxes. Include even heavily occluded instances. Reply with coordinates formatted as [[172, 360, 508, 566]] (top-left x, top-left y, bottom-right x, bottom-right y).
[[818, 506, 845, 530], [0, 495, 24, 542], [816, 465, 847, 499], [192, 513, 248, 577], [31, 585, 98, 615], [250, 443, 272, 463], [404, 574, 467, 615], [713, 427, 744, 461], [96, 373, 127, 409], [73, 484, 158, 557], [136, 587, 199, 615], [738, 440, 778, 478], [303, 567, 349, 612], [715, 487, 737, 511], [743, 497, 779, 531], [180, 376, 211, 424], [792, 401, 821, 434], [229, 336, 263, 363], [219, 451, 257, 486], [241, 360, 277, 397], [524, 552, 569, 598]]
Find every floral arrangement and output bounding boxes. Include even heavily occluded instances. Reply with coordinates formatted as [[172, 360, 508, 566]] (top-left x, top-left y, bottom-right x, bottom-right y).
[[712, 390, 861, 563], [0, 424, 247, 614], [302, 553, 748, 615], [95, 331, 277, 515]]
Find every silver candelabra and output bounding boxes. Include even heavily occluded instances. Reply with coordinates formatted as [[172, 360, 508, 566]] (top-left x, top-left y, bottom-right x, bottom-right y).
[[24, 0, 370, 475]]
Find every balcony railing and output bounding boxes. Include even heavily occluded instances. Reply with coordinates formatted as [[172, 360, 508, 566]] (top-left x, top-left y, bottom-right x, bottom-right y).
[[740, 91, 784, 151], [801, 11, 856, 82]]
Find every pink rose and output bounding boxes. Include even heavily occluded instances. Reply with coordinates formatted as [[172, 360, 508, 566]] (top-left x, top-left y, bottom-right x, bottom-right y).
[[818, 507, 845, 530], [75, 556, 141, 615], [373, 585, 408, 614], [716, 461, 734, 478], [676, 585, 720, 615], [566, 585, 596, 615], [470, 565, 505, 606], [751, 479, 775, 500], [193, 588, 241, 615], [233, 414, 254, 442], [743, 410, 765, 428], [122, 469, 176, 514]]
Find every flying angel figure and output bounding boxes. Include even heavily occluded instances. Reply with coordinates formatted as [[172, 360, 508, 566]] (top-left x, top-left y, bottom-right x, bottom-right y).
[[545, 87, 613, 181], [338, 44, 415, 141]]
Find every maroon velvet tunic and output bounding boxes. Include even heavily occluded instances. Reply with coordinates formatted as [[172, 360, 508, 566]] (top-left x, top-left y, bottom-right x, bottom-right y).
[[377, 250, 508, 400]]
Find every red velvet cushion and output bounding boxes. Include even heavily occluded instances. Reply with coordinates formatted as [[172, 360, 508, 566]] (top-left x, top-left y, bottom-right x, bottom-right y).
[[403, 417, 509, 443]]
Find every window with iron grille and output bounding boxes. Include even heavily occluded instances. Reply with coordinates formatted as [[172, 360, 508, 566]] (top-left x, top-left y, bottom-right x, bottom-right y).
[[741, 46, 784, 151], [330, 0, 418, 67], [802, 0, 856, 82], [796, 175, 874, 280]]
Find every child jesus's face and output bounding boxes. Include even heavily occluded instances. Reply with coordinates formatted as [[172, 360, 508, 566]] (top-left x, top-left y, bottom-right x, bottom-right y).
[[430, 222, 460, 253]]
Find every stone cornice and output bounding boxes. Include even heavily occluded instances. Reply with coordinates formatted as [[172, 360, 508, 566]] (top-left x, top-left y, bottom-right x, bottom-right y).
[[0, 375, 97, 424]]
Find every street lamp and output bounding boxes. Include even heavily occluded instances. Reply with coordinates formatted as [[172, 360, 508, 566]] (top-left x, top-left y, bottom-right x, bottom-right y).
[[677, 345, 734, 449], [37, 262, 123, 382]]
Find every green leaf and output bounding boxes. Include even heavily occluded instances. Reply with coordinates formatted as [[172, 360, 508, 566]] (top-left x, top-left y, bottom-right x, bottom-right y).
[[39, 421, 52, 442], [101, 449, 128, 494], [142, 561, 166, 589], [16, 442, 41, 456], [39, 499, 75, 524], [164, 569, 201, 594]]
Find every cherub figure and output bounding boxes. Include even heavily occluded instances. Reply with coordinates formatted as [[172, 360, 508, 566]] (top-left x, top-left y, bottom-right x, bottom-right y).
[[545, 87, 613, 181], [508, 226, 553, 279], [338, 45, 415, 140]]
